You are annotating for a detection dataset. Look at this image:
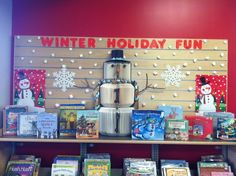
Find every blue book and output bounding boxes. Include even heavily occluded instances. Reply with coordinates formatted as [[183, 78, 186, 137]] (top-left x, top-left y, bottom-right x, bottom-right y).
[[37, 113, 58, 139], [157, 105, 183, 119], [132, 110, 165, 140]]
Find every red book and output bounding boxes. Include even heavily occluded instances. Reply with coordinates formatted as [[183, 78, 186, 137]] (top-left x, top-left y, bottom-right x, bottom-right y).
[[185, 115, 213, 140]]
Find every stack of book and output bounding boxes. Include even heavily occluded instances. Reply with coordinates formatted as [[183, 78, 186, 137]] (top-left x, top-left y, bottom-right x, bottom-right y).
[[197, 155, 234, 176], [160, 159, 191, 176], [123, 158, 157, 176], [51, 155, 81, 176], [5, 155, 41, 176]]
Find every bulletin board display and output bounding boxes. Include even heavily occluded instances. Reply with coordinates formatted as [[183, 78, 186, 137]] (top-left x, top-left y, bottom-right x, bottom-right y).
[[13, 36, 228, 114]]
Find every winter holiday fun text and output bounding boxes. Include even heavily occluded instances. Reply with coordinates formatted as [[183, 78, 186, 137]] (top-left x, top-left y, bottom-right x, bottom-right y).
[[41, 37, 203, 50]]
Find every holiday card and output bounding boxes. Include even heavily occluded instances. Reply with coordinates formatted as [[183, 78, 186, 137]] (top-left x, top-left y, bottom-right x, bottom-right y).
[[195, 75, 227, 113], [14, 69, 46, 108]]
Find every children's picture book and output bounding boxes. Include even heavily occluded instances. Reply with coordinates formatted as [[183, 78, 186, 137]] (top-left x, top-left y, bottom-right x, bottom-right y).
[[197, 162, 231, 176], [3, 105, 28, 136], [157, 105, 183, 119], [51, 163, 77, 176], [76, 110, 99, 139], [53, 155, 81, 175], [5, 161, 36, 176], [217, 117, 236, 140], [185, 115, 213, 140], [132, 110, 165, 140], [59, 104, 85, 137], [126, 161, 157, 176], [17, 112, 38, 136], [203, 112, 234, 138], [163, 167, 191, 176], [84, 159, 111, 176], [36, 112, 58, 139], [165, 119, 189, 141]]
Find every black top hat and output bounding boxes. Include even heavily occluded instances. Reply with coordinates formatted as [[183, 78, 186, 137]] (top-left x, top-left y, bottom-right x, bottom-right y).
[[18, 71, 27, 80], [200, 76, 210, 86]]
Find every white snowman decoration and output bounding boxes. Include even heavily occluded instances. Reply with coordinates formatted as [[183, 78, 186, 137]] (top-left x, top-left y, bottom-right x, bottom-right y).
[[199, 76, 216, 113], [17, 71, 35, 107]]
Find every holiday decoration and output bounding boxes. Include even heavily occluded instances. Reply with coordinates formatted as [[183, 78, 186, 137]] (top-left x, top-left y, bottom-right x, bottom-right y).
[[161, 65, 186, 87], [14, 69, 46, 108], [195, 75, 227, 113], [14, 36, 228, 112], [53, 66, 76, 92]]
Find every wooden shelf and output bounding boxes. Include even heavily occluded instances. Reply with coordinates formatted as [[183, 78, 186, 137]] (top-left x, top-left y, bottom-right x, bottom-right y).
[[0, 136, 235, 145]]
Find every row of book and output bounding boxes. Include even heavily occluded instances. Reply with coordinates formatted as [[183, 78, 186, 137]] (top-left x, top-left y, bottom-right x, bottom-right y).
[[132, 110, 235, 141], [1, 105, 236, 141], [4, 154, 234, 176]]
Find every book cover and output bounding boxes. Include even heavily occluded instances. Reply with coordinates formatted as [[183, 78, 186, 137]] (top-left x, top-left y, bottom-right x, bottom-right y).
[[163, 167, 191, 176], [76, 110, 99, 139], [17, 112, 38, 136], [165, 119, 189, 141], [157, 105, 183, 119], [132, 110, 165, 140], [5, 161, 36, 176], [185, 115, 213, 140], [126, 161, 157, 176], [3, 105, 28, 136], [51, 163, 77, 176], [36, 112, 58, 139], [84, 159, 111, 176], [198, 162, 231, 176], [217, 117, 236, 140], [59, 104, 85, 137]]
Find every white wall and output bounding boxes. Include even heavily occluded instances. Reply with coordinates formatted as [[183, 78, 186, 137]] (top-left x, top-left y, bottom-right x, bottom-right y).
[[0, 0, 12, 108]]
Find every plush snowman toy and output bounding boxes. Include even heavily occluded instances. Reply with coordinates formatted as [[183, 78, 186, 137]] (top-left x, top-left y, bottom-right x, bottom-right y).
[[17, 71, 35, 107], [199, 76, 216, 113]]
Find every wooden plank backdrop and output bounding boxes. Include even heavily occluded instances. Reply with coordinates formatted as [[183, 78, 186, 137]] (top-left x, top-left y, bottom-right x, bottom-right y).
[[14, 36, 228, 114]]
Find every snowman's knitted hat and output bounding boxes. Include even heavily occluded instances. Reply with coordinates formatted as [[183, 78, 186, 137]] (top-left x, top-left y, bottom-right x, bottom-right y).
[[18, 71, 27, 80], [200, 76, 210, 86]]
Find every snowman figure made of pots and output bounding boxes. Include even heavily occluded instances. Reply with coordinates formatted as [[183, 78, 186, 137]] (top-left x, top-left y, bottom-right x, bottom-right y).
[[199, 76, 216, 113], [17, 71, 35, 107]]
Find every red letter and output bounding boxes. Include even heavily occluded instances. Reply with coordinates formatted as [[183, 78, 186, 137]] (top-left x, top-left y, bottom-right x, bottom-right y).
[[117, 39, 127, 48], [70, 38, 77, 48], [176, 40, 182, 49], [127, 39, 134, 49], [150, 40, 158, 49], [79, 38, 86, 48], [184, 40, 192, 49], [158, 39, 166, 49], [88, 38, 96, 48], [107, 38, 116, 48], [141, 39, 149, 48], [60, 37, 69, 47], [41, 37, 54, 47], [193, 40, 202, 49]]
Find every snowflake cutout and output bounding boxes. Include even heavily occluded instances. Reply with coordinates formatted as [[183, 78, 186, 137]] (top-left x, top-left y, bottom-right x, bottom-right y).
[[161, 65, 186, 87], [53, 66, 76, 92]]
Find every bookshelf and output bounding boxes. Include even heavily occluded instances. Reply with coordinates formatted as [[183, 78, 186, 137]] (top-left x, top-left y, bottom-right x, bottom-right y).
[[0, 137, 235, 175]]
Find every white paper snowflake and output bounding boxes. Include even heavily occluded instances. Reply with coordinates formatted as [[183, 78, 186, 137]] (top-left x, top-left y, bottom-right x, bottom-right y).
[[161, 65, 186, 87], [53, 66, 76, 92]]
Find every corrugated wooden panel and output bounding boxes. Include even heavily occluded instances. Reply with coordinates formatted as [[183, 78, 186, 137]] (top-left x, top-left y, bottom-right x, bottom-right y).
[[14, 36, 228, 113]]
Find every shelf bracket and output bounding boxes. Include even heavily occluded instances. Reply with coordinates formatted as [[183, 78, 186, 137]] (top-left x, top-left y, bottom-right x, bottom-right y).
[[151, 144, 159, 165], [80, 143, 87, 160]]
